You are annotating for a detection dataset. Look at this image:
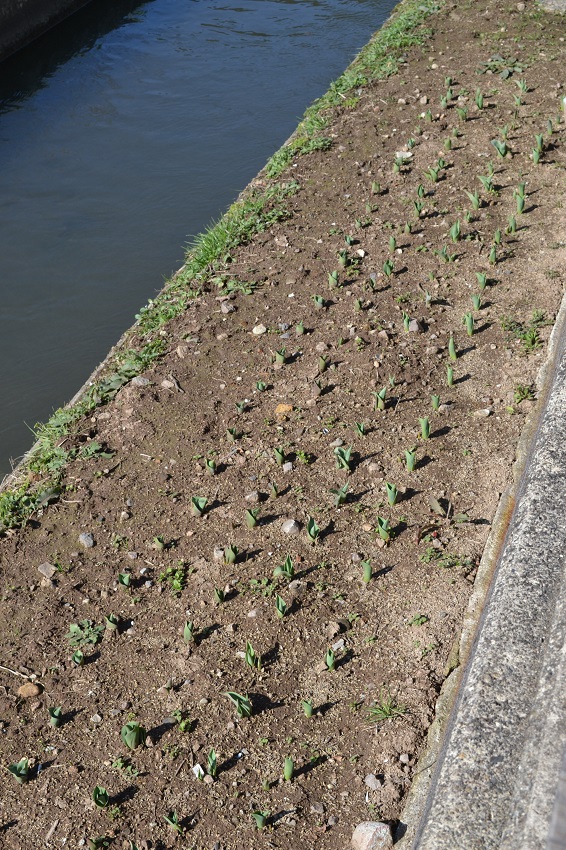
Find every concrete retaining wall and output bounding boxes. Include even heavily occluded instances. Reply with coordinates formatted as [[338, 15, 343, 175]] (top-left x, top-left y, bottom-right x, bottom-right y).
[[0, 0, 92, 62]]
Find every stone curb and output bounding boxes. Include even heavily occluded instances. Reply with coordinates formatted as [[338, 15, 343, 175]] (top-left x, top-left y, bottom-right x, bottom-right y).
[[396, 286, 566, 849]]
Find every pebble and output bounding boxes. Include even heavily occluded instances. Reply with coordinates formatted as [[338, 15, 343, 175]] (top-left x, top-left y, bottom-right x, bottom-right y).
[[330, 437, 344, 448], [328, 815, 338, 827], [213, 547, 225, 561], [473, 408, 492, 418], [311, 802, 325, 814], [252, 324, 267, 335], [17, 682, 42, 698], [38, 562, 56, 579], [282, 461, 294, 473], [127, 551, 138, 560], [78, 532, 94, 549], [221, 302, 235, 314], [409, 319, 424, 333], [176, 344, 188, 358], [399, 753, 410, 764], [245, 491, 260, 503], [281, 519, 301, 536], [90, 714, 102, 725], [351, 822, 393, 850], [364, 774, 383, 791], [132, 376, 150, 386]]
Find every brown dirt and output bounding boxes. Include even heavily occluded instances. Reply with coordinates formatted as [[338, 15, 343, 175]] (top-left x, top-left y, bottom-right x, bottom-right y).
[[1, 1, 565, 848]]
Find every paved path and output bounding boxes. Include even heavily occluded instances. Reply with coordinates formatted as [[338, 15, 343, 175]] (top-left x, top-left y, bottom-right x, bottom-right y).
[[403, 293, 566, 848]]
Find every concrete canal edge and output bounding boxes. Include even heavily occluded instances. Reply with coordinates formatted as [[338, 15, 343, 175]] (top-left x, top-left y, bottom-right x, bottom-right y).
[[0, 0, 92, 63], [396, 288, 566, 849]]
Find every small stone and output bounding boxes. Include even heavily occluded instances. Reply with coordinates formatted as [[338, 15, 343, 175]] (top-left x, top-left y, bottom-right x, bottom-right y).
[[221, 302, 235, 314], [245, 491, 260, 503], [517, 1, 525, 9], [330, 437, 344, 448], [213, 547, 224, 561], [203, 774, 214, 785], [409, 319, 424, 333], [281, 519, 301, 536], [311, 802, 325, 814], [176, 344, 188, 358], [90, 714, 102, 725], [38, 562, 56, 579], [78, 533, 94, 549], [127, 551, 138, 560], [473, 408, 492, 418], [131, 376, 150, 386], [328, 815, 338, 827], [399, 753, 410, 764], [316, 342, 329, 353], [40, 577, 54, 589], [351, 822, 393, 850], [252, 324, 267, 335], [282, 461, 293, 473], [17, 682, 42, 698], [120, 511, 131, 521], [275, 403, 293, 419], [364, 774, 383, 791], [419, 95, 428, 105]]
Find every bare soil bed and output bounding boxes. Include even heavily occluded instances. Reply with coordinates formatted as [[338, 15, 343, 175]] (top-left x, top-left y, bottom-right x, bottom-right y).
[[1, 1, 565, 848]]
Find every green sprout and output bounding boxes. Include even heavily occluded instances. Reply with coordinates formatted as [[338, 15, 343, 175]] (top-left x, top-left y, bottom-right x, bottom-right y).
[[373, 387, 387, 411], [164, 811, 183, 836], [489, 245, 497, 266], [388, 236, 397, 253], [226, 427, 239, 443], [121, 721, 146, 750], [105, 614, 119, 633], [274, 347, 286, 365], [245, 641, 262, 671], [325, 648, 336, 671], [385, 482, 398, 506], [275, 595, 287, 619], [330, 482, 349, 507], [403, 312, 411, 332], [376, 516, 391, 543], [464, 189, 481, 211], [476, 272, 487, 290], [491, 139, 508, 158], [506, 215, 517, 235], [72, 649, 84, 666], [362, 559, 372, 584], [117, 572, 131, 590], [224, 544, 238, 565], [207, 748, 217, 778], [274, 446, 285, 466], [191, 496, 208, 518], [183, 620, 196, 643], [471, 294, 482, 311], [328, 270, 339, 289], [224, 691, 252, 719], [269, 481, 279, 499], [313, 294, 326, 310], [235, 400, 247, 415], [93, 786, 109, 809], [48, 706, 63, 728], [318, 355, 329, 373], [8, 758, 29, 784], [383, 259, 394, 277], [306, 516, 320, 543], [274, 554, 294, 581], [338, 249, 349, 268], [296, 320, 305, 335], [419, 418, 430, 440], [252, 811, 269, 830], [214, 587, 225, 605], [446, 365, 454, 387], [475, 89, 484, 109], [431, 394, 440, 412], [449, 220, 461, 243], [405, 449, 417, 471], [448, 335, 457, 361], [205, 458, 217, 475], [463, 313, 475, 336], [245, 508, 260, 529], [301, 699, 313, 718], [334, 445, 353, 471], [284, 757, 294, 782], [256, 381, 267, 392]]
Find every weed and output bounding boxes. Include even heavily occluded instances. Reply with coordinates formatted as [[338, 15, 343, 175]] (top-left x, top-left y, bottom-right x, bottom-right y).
[[66, 620, 104, 648], [367, 693, 407, 722], [514, 384, 535, 403]]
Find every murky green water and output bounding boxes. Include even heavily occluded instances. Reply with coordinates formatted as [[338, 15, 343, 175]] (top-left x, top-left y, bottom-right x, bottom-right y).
[[0, 0, 396, 477]]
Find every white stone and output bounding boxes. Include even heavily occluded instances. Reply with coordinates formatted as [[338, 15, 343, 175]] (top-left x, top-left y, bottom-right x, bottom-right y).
[[352, 822, 393, 850], [252, 324, 267, 335], [281, 519, 301, 536]]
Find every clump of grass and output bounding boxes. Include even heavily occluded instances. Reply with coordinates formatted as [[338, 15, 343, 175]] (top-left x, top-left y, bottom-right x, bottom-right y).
[[367, 693, 407, 722]]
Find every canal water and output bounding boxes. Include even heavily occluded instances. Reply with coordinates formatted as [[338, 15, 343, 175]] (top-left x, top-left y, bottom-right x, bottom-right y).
[[0, 0, 396, 478]]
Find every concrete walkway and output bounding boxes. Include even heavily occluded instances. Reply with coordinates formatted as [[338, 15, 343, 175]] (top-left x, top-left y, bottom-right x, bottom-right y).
[[399, 291, 566, 848]]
